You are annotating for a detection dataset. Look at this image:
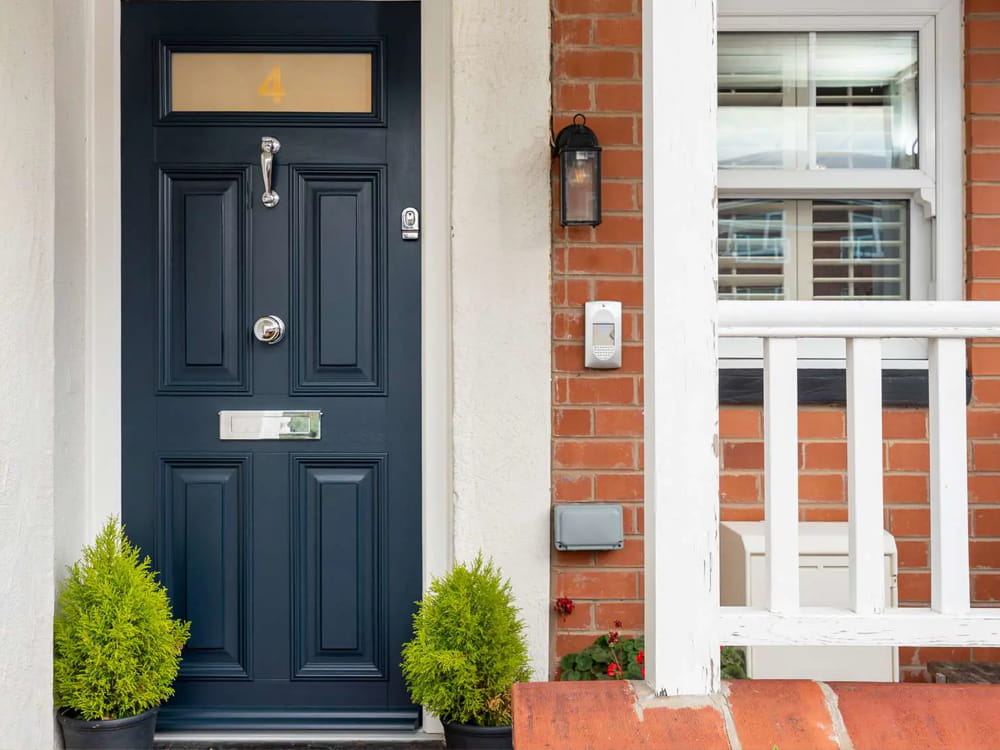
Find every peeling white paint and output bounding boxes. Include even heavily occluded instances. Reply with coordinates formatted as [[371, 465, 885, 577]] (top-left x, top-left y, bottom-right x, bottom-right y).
[[0, 1, 55, 746]]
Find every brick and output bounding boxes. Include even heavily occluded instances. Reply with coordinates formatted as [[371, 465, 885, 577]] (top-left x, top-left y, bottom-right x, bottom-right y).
[[883, 410, 927, 439], [973, 378, 1000, 405], [595, 82, 642, 112], [887, 442, 930, 471], [554, 440, 635, 469], [973, 573, 1000, 601], [601, 181, 637, 212], [554, 343, 585, 372], [555, 49, 635, 79], [555, 569, 638, 598], [728, 680, 838, 750], [968, 19, 1000, 50], [553, 599, 594, 630], [554, 82, 592, 111], [800, 506, 849, 521], [594, 278, 643, 306], [970, 153, 1000, 183], [595, 408, 644, 436], [554, 633, 606, 661], [970, 251, 1000, 281], [552, 278, 592, 306], [971, 539, 1000, 568], [720, 473, 760, 503], [555, 114, 636, 146], [969, 86, 1000, 115], [594, 601, 644, 630], [971, 53, 1000, 82], [967, 0, 1000, 12], [974, 508, 1000, 536], [594, 17, 642, 47], [595, 537, 644, 567], [721, 505, 765, 522], [898, 646, 972, 665], [970, 217, 1000, 246], [720, 407, 761, 438], [969, 118, 1000, 149], [595, 473, 643, 500], [566, 376, 636, 404], [971, 346, 1000, 375], [968, 281, 1000, 300], [553, 310, 584, 340], [601, 149, 643, 180], [896, 540, 929, 568], [565, 245, 635, 275], [723, 442, 764, 470], [968, 408, 1000, 437], [884, 474, 928, 505], [798, 474, 845, 502], [798, 409, 846, 439], [897, 571, 931, 602], [554, 0, 633, 15], [552, 17, 592, 46], [969, 185, 1000, 216], [554, 474, 593, 501], [802, 442, 848, 470], [554, 408, 592, 436], [890, 507, 931, 537], [970, 474, 1000, 503], [973, 647, 1000, 661], [973, 442, 1000, 471]]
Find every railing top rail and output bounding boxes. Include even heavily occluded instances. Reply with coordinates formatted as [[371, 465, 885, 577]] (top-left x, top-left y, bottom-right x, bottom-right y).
[[719, 301, 1000, 339]]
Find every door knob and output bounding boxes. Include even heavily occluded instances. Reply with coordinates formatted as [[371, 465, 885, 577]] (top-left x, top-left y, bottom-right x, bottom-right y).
[[253, 315, 286, 344]]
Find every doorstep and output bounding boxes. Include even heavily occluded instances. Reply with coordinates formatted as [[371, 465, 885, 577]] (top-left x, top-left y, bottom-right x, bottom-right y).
[[155, 730, 444, 750]]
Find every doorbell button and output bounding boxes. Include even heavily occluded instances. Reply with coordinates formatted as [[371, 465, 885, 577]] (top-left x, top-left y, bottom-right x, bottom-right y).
[[584, 300, 623, 369]]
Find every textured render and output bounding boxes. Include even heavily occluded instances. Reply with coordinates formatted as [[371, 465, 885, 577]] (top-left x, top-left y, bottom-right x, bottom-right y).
[[0, 1, 56, 747], [513, 680, 1000, 750], [451, 0, 553, 679]]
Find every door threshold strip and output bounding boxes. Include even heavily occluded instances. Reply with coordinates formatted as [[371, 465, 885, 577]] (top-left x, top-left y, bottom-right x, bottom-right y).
[[155, 729, 445, 749]]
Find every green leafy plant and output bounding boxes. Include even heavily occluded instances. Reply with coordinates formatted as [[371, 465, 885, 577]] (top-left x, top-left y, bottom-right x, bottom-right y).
[[53, 517, 191, 721], [559, 624, 645, 681], [721, 645, 747, 679], [401, 554, 531, 727]]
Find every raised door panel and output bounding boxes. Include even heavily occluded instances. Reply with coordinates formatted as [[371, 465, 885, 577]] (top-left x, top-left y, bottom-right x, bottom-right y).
[[292, 457, 386, 679], [160, 456, 252, 679], [160, 168, 251, 393], [291, 168, 385, 395]]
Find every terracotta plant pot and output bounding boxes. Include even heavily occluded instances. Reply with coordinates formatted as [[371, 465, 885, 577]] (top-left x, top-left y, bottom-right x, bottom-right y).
[[57, 706, 158, 750], [443, 721, 514, 749]]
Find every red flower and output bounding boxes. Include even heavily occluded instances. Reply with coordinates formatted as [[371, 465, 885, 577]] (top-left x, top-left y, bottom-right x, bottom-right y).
[[608, 630, 620, 645], [614, 619, 624, 629], [607, 663, 622, 677], [636, 650, 644, 665], [554, 597, 575, 617]]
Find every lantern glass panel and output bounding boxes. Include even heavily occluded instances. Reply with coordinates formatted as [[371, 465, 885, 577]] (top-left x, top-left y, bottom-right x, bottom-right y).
[[562, 149, 599, 225]]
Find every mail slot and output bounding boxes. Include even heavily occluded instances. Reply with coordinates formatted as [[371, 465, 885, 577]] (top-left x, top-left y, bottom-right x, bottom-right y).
[[219, 410, 321, 440]]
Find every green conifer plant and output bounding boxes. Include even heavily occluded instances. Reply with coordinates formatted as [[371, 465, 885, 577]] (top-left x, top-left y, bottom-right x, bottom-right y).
[[401, 554, 531, 727], [53, 517, 191, 721]]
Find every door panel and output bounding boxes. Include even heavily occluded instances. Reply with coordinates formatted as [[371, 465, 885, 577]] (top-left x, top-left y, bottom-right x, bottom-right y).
[[122, 1, 421, 730]]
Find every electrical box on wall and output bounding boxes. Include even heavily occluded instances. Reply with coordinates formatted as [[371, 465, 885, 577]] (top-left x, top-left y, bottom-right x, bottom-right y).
[[720, 521, 899, 682], [584, 300, 622, 369], [553, 504, 624, 551]]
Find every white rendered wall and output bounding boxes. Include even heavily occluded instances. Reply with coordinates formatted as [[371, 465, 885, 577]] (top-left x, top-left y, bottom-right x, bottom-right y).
[[450, 0, 553, 678], [0, 1, 56, 747]]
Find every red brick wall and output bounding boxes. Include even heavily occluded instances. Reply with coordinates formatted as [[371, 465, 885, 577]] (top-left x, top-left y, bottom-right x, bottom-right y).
[[551, 0, 1000, 680]]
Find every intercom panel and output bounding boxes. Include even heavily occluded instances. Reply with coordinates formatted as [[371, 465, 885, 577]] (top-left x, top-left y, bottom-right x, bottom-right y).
[[584, 300, 622, 369]]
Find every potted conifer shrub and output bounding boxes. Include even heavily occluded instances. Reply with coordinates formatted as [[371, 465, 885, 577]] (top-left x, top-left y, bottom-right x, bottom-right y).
[[53, 517, 190, 749], [401, 554, 531, 750]]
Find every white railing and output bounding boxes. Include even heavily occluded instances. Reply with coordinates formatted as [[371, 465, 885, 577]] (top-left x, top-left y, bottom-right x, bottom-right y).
[[718, 301, 1000, 648]]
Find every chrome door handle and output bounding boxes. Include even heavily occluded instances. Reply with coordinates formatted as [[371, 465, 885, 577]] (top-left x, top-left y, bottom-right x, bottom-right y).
[[253, 315, 286, 344], [260, 136, 280, 208]]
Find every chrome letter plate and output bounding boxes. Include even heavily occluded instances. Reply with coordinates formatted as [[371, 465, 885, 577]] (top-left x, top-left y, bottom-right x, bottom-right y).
[[219, 410, 321, 440]]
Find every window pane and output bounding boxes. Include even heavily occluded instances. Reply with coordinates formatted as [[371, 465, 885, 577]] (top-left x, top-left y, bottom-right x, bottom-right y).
[[718, 32, 918, 170], [810, 199, 908, 299], [718, 199, 910, 301], [718, 200, 790, 300]]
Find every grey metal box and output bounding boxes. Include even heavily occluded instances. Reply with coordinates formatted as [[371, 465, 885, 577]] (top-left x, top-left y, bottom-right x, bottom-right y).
[[553, 503, 624, 551]]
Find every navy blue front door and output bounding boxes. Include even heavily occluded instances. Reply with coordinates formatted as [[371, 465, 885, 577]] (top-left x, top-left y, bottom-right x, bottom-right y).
[[121, 2, 421, 729]]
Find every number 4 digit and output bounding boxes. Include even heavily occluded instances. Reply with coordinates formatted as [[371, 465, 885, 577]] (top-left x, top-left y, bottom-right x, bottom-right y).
[[258, 66, 286, 103]]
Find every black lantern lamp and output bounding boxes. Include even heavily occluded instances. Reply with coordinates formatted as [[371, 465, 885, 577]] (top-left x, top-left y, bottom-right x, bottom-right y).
[[554, 114, 602, 227]]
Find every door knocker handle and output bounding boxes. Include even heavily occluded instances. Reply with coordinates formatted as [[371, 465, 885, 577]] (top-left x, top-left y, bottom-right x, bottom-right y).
[[260, 136, 281, 208], [253, 315, 286, 344]]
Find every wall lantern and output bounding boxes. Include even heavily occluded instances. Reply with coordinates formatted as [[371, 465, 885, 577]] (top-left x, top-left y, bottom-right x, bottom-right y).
[[554, 114, 602, 227]]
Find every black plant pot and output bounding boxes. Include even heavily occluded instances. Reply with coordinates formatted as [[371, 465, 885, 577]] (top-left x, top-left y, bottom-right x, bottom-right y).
[[57, 706, 158, 750], [443, 721, 513, 750]]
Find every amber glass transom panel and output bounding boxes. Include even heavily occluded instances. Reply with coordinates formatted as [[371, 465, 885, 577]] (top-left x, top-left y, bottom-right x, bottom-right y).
[[171, 53, 373, 113]]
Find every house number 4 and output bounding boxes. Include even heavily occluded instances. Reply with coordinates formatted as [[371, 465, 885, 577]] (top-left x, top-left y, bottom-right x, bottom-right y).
[[257, 66, 286, 103]]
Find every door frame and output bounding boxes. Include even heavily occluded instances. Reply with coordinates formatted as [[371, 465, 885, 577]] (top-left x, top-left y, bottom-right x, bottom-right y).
[[86, 0, 452, 712]]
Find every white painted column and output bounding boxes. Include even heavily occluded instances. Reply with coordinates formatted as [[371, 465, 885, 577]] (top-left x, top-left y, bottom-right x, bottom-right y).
[[643, 0, 720, 696], [450, 0, 552, 679], [0, 1, 55, 746]]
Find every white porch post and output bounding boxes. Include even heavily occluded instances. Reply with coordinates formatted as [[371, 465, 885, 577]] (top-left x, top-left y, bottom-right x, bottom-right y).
[[642, 0, 720, 695]]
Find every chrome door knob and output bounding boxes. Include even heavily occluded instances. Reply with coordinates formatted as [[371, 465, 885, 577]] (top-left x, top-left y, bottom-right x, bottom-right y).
[[253, 315, 286, 344]]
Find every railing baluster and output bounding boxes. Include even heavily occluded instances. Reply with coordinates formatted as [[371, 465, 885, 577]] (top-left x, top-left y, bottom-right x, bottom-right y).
[[846, 338, 885, 614], [764, 338, 799, 614], [929, 338, 971, 614]]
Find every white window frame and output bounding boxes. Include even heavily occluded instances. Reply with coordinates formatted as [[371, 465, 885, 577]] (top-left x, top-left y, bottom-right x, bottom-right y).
[[718, 0, 963, 367]]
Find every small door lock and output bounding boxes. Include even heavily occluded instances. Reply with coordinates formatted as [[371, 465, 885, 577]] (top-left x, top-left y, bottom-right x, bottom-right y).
[[253, 315, 286, 344], [401, 207, 420, 240]]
